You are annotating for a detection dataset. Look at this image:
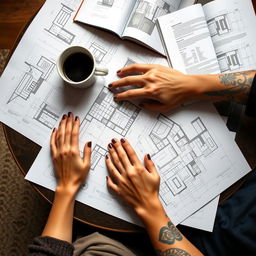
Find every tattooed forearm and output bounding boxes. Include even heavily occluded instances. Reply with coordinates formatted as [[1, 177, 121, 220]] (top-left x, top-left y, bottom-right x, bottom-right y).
[[156, 248, 191, 256], [159, 221, 182, 245], [204, 71, 255, 104]]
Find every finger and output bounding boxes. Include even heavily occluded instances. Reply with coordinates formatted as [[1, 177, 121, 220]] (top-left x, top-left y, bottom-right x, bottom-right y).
[[83, 141, 92, 166], [111, 138, 132, 169], [64, 112, 73, 146], [71, 116, 80, 150], [140, 100, 169, 112], [114, 88, 152, 101], [106, 176, 119, 193], [56, 114, 67, 148], [117, 63, 155, 76], [120, 138, 141, 166], [108, 143, 125, 173], [111, 75, 145, 90], [105, 154, 123, 182], [50, 128, 57, 158], [144, 154, 157, 174]]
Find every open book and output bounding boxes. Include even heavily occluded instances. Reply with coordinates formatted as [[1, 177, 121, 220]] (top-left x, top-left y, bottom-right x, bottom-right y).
[[74, 0, 195, 55], [157, 0, 256, 75]]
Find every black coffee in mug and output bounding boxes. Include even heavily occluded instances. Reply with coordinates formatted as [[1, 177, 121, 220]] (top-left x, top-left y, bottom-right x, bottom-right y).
[[63, 52, 93, 82]]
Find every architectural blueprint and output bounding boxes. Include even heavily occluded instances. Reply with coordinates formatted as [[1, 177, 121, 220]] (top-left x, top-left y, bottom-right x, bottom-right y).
[[0, 0, 251, 229]]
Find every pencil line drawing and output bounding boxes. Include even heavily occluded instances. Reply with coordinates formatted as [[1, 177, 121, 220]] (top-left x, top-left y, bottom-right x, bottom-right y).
[[128, 0, 176, 35], [147, 114, 218, 205], [45, 4, 75, 44], [97, 0, 114, 7], [91, 144, 107, 170], [80, 87, 140, 137], [7, 56, 55, 104]]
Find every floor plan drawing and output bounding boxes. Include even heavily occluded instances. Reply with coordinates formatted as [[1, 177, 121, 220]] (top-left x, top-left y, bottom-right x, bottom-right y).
[[7, 56, 55, 104], [80, 87, 140, 137], [91, 144, 107, 170], [147, 114, 218, 205], [33, 88, 63, 129], [128, 0, 180, 35], [45, 3, 75, 44]]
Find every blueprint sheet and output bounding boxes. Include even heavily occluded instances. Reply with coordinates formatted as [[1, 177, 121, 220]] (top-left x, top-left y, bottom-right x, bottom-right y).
[[0, 0, 250, 228]]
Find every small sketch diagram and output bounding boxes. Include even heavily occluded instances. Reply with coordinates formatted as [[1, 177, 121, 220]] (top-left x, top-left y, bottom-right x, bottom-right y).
[[148, 115, 218, 205], [207, 8, 245, 38], [91, 144, 107, 170], [45, 4, 75, 44], [127, 0, 174, 35], [208, 14, 231, 37], [80, 87, 140, 136], [97, 0, 114, 7], [33, 88, 63, 129], [7, 57, 55, 104]]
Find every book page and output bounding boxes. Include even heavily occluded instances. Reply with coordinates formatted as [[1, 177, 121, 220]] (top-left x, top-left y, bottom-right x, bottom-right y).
[[203, 0, 256, 73], [122, 0, 183, 55], [157, 4, 220, 74], [74, 0, 136, 36]]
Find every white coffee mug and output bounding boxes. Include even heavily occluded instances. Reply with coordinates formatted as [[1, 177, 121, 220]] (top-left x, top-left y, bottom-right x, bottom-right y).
[[57, 46, 108, 89]]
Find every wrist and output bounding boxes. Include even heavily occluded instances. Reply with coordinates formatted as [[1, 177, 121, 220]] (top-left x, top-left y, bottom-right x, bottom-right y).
[[55, 185, 80, 199], [135, 198, 166, 224]]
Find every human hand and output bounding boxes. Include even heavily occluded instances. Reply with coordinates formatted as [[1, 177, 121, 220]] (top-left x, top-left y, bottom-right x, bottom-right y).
[[105, 138, 162, 217], [109, 64, 200, 112], [51, 112, 91, 195]]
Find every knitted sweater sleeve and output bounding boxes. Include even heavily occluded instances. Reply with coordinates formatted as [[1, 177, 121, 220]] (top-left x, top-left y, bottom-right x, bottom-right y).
[[28, 236, 74, 256]]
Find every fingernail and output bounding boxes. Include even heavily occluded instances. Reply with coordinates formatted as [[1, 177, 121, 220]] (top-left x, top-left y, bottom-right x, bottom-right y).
[[111, 138, 117, 144], [62, 114, 66, 120], [108, 83, 113, 88], [52, 128, 56, 133], [87, 141, 92, 148], [139, 103, 144, 108], [147, 154, 151, 160], [121, 138, 125, 143], [106, 176, 109, 181], [105, 155, 109, 159], [108, 143, 113, 149], [68, 111, 72, 117], [117, 69, 121, 74], [75, 116, 79, 121], [113, 96, 117, 101]]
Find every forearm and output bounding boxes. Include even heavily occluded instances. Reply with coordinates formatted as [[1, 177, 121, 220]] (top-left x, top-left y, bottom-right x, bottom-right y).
[[136, 201, 203, 256], [41, 187, 78, 243], [190, 70, 256, 104]]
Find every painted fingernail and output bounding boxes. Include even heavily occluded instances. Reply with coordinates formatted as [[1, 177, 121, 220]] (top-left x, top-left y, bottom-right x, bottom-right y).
[[105, 154, 109, 159], [121, 138, 126, 143], [108, 83, 113, 88], [111, 138, 117, 144], [87, 141, 92, 148], [108, 143, 113, 149], [75, 116, 79, 121], [113, 96, 117, 101], [68, 111, 72, 117], [52, 128, 56, 133], [117, 69, 121, 74], [139, 103, 144, 108], [147, 154, 151, 160], [106, 176, 109, 181], [62, 114, 66, 120]]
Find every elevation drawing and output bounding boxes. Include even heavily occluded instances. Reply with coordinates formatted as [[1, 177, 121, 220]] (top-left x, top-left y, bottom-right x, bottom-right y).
[[7, 57, 55, 104], [128, 0, 175, 35], [148, 115, 218, 205], [45, 4, 75, 44]]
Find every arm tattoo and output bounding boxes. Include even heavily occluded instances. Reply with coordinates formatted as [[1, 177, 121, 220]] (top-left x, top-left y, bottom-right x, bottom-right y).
[[204, 71, 254, 104], [159, 221, 182, 245], [156, 248, 191, 256]]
